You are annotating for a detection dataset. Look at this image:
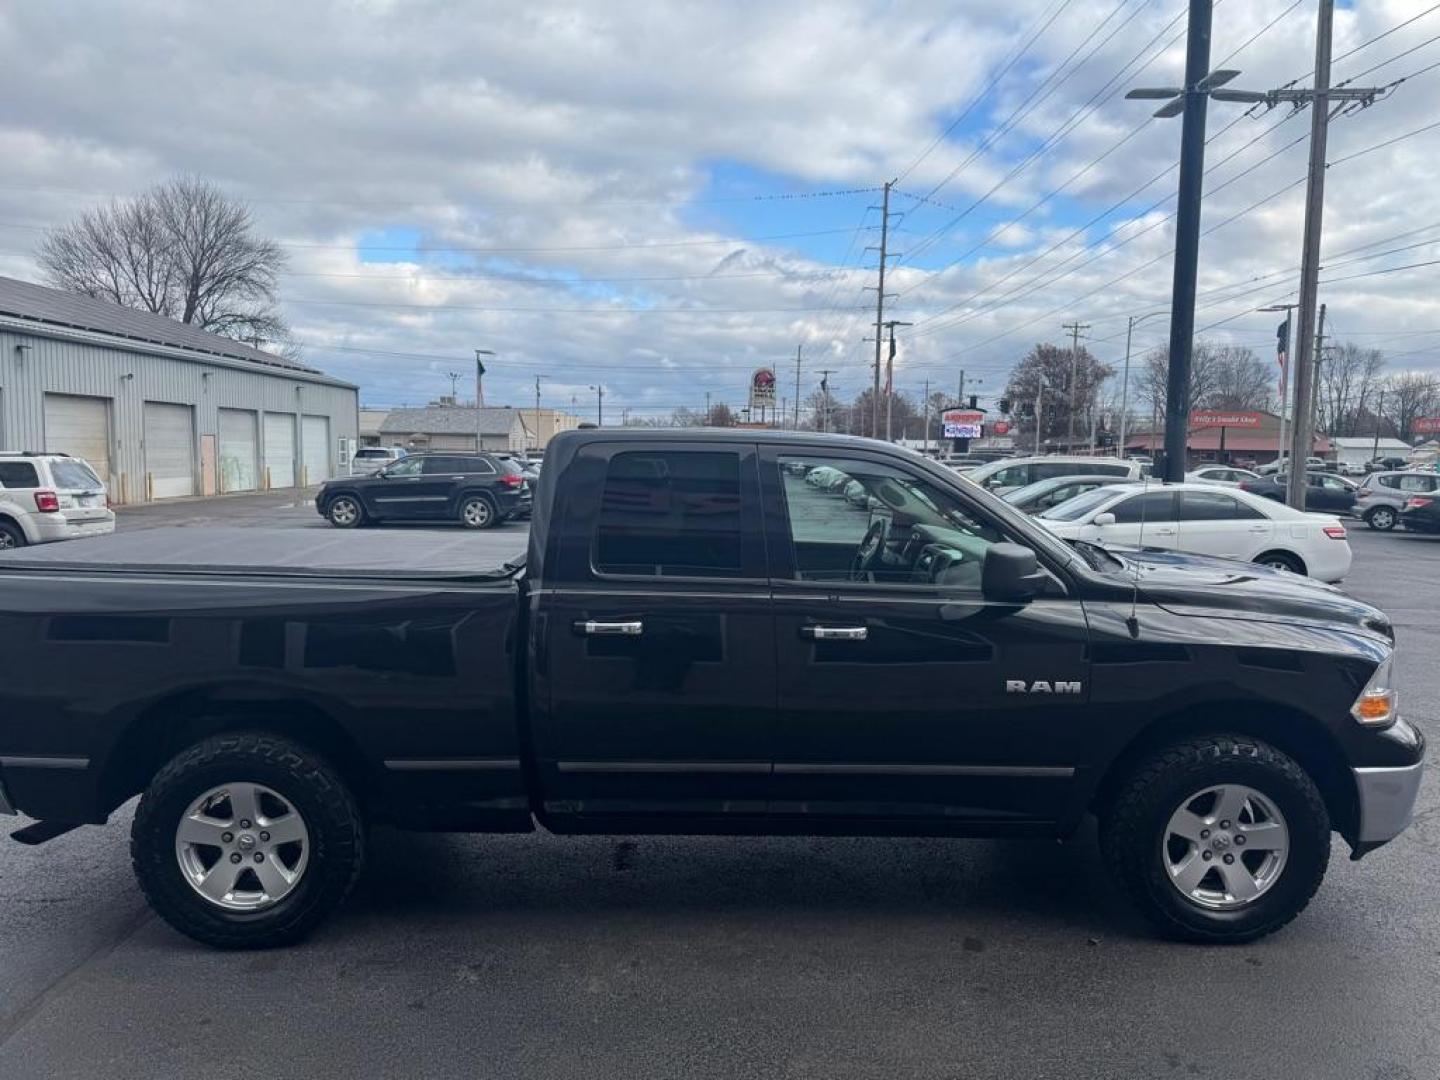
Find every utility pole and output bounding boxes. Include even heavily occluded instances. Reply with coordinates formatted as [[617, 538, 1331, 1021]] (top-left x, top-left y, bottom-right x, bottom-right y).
[[817, 370, 836, 433], [922, 378, 931, 454], [1286, 0, 1337, 510], [1372, 388, 1386, 461], [474, 349, 495, 451], [589, 384, 605, 426], [531, 374, 543, 456], [882, 319, 913, 442], [793, 344, 803, 430], [865, 180, 898, 438], [705, 391, 712, 424], [1062, 321, 1090, 448], [957, 369, 965, 408], [1034, 388, 1045, 454]]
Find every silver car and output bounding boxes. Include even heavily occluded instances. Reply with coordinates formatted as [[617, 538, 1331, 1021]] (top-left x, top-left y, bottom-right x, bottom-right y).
[[1353, 469, 1440, 530]]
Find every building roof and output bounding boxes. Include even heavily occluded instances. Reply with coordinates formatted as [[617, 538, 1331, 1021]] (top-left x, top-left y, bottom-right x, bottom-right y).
[[1330, 437, 1412, 451], [1125, 431, 1333, 453], [0, 274, 347, 382], [379, 406, 528, 437]]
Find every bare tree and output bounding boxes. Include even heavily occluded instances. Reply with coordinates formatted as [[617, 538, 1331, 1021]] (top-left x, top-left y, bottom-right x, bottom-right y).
[[1381, 371, 1440, 441], [1317, 343, 1386, 436], [38, 175, 288, 347], [1003, 342, 1113, 446], [1138, 342, 1274, 417]]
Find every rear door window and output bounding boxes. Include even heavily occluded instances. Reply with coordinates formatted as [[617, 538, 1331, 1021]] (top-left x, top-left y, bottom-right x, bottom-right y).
[[1178, 491, 1264, 520], [594, 450, 746, 577]]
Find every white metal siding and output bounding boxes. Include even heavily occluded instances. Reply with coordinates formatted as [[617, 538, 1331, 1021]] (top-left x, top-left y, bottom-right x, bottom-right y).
[[143, 402, 196, 499], [1, 323, 358, 504], [44, 394, 112, 493], [218, 408, 259, 492], [263, 413, 295, 488], [301, 415, 330, 484]]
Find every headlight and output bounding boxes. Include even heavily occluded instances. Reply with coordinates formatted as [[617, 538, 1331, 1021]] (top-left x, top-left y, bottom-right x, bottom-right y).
[[1351, 654, 1397, 728]]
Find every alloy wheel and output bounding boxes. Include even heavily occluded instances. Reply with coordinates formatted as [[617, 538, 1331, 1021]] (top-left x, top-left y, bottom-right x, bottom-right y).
[[462, 498, 492, 527], [1162, 784, 1289, 910], [330, 498, 359, 526], [174, 782, 311, 912]]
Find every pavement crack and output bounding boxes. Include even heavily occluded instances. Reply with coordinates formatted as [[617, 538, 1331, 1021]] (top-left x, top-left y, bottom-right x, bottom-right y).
[[0, 903, 154, 1051]]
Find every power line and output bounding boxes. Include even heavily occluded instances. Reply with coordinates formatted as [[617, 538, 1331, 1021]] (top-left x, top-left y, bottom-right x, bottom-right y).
[[894, 0, 1079, 184]]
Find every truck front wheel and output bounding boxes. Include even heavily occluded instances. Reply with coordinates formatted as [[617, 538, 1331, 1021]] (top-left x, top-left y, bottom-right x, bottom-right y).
[[1099, 735, 1330, 943], [131, 732, 366, 949]]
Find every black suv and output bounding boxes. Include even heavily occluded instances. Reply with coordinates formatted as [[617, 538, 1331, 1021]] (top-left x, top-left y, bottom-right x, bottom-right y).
[[316, 452, 528, 529]]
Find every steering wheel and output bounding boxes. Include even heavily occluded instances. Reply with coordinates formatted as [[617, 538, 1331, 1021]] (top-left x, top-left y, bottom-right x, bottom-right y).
[[851, 518, 888, 581]]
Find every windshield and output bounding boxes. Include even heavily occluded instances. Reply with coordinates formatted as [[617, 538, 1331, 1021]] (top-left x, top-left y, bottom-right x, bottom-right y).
[[49, 459, 105, 490], [1037, 485, 1122, 522]]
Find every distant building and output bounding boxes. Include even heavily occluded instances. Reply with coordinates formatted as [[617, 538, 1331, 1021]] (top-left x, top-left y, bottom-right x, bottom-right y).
[[378, 405, 531, 453], [0, 275, 358, 503], [358, 409, 390, 447], [1330, 436, 1413, 467], [520, 408, 583, 451], [1124, 411, 1331, 466]]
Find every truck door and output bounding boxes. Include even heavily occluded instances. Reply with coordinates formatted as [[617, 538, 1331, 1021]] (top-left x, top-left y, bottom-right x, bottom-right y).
[[761, 447, 1089, 826], [531, 440, 776, 823]]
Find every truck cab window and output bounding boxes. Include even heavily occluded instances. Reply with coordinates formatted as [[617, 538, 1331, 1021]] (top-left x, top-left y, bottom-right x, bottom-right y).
[[779, 456, 1007, 589], [594, 450, 743, 576]]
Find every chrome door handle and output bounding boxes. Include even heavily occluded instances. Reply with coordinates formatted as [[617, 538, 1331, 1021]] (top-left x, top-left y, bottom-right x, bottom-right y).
[[577, 620, 644, 636], [801, 626, 867, 641]]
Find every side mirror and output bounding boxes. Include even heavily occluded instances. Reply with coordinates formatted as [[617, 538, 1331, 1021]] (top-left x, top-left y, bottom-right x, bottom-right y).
[[1092, 511, 1116, 526], [981, 543, 1047, 602]]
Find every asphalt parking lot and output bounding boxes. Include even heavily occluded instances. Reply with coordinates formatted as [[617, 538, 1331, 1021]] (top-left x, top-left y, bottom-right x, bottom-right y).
[[1, 499, 1437, 1078]]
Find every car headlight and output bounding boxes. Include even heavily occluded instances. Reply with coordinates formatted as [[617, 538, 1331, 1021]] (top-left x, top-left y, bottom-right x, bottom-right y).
[[1351, 653, 1398, 728]]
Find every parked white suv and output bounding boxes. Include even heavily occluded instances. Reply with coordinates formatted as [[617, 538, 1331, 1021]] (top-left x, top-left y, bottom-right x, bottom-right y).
[[962, 455, 1142, 495], [0, 452, 115, 550]]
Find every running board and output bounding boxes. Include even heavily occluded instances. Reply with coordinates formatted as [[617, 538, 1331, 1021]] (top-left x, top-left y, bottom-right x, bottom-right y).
[[10, 820, 80, 846]]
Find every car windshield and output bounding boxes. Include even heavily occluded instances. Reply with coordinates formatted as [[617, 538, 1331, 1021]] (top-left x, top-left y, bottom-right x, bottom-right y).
[[49, 459, 105, 490], [1037, 485, 1122, 521]]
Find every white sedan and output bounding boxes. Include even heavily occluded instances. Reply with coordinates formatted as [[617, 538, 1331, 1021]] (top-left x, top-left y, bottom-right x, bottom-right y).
[[1034, 481, 1352, 582], [1184, 465, 1260, 487]]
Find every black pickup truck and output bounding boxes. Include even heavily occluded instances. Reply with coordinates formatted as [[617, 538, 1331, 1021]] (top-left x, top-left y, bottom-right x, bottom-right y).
[[0, 429, 1423, 948]]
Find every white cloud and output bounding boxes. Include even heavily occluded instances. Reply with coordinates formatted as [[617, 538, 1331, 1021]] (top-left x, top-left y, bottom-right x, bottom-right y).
[[0, 0, 1437, 418]]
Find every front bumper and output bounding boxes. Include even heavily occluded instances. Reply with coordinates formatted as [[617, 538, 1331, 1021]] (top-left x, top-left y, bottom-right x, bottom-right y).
[[1354, 760, 1425, 845]]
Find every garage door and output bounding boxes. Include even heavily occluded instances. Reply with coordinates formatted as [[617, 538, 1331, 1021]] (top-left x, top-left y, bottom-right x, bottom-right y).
[[44, 394, 113, 494], [301, 415, 330, 485], [143, 402, 196, 499], [218, 408, 259, 492], [263, 412, 295, 489]]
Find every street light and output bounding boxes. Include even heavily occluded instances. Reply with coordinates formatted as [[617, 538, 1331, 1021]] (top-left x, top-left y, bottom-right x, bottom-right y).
[[1118, 310, 1169, 454], [587, 384, 604, 426], [1125, 0, 1265, 480]]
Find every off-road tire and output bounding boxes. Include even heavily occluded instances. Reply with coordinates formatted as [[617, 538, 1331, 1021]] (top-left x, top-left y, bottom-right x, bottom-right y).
[[132, 732, 365, 949], [1099, 734, 1330, 944]]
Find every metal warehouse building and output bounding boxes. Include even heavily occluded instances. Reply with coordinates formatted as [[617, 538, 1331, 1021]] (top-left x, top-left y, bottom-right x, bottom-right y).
[[0, 276, 358, 503]]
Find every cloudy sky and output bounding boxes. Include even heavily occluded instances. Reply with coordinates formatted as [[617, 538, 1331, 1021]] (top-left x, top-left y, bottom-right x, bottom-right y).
[[0, 0, 1436, 421]]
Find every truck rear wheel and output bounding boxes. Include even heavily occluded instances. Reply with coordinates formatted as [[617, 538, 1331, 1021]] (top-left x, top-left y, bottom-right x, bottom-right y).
[[131, 732, 365, 949], [1099, 735, 1329, 943]]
